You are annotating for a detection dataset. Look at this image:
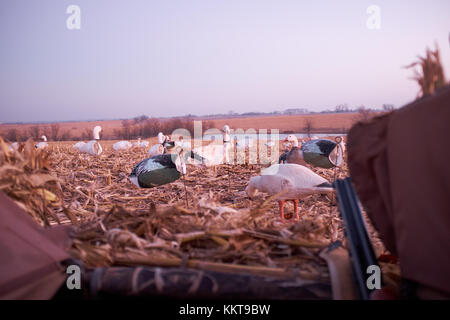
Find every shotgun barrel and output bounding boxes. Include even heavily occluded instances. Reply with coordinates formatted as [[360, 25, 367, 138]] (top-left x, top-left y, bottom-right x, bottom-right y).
[[333, 177, 381, 300]]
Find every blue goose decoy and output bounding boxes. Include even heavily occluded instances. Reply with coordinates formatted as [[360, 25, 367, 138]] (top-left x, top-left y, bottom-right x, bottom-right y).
[[281, 135, 344, 168], [278, 141, 293, 164], [129, 149, 205, 188]]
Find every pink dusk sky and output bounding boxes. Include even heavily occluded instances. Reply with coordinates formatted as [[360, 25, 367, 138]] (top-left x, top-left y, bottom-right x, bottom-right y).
[[0, 0, 449, 123]]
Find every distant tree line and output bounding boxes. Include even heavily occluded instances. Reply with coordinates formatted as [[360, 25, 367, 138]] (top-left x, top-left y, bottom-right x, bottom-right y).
[[1, 117, 216, 142], [189, 104, 395, 119], [112, 116, 215, 140], [3, 124, 72, 142]]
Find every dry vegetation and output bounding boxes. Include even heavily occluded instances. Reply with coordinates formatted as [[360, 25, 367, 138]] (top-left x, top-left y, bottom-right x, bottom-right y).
[[0, 135, 394, 292], [405, 44, 447, 98]]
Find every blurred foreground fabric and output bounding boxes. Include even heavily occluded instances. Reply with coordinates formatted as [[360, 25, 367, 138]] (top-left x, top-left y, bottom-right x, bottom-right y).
[[347, 85, 450, 297], [0, 192, 73, 299]]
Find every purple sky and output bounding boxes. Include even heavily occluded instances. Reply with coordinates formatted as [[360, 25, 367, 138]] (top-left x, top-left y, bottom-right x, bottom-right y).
[[1, 0, 449, 123]]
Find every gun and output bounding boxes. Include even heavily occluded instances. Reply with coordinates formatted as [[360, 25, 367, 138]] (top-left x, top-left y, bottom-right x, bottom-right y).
[[332, 177, 382, 300]]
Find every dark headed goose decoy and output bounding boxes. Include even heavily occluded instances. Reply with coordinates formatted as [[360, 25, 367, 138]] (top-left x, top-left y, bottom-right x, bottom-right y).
[[281, 135, 343, 168], [35, 135, 48, 149], [246, 163, 333, 221], [130, 148, 205, 188], [301, 137, 344, 168], [279, 135, 307, 166], [278, 141, 293, 164]]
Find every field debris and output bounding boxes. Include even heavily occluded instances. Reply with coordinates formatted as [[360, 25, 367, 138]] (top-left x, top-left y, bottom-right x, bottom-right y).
[[0, 137, 391, 285]]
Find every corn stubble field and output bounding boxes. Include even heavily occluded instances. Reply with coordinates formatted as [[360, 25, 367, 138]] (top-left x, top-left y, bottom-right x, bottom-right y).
[[0, 137, 395, 297]]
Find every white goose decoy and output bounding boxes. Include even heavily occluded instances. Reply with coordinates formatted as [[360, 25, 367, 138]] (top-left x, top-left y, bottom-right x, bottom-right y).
[[35, 136, 48, 149], [191, 143, 224, 166], [132, 138, 149, 148], [245, 163, 333, 221], [113, 140, 133, 151], [78, 126, 103, 155], [195, 125, 232, 166], [148, 132, 175, 157], [222, 125, 233, 163], [73, 141, 86, 150]]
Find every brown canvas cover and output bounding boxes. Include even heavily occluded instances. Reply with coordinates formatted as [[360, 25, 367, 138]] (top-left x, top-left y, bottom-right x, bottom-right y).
[[347, 85, 450, 296], [0, 192, 73, 299]]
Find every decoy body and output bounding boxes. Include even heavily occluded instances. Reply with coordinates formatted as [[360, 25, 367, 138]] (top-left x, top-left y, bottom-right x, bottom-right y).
[[192, 125, 232, 166], [133, 138, 149, 148], [78, 126, 103, 155], [280, 135, 343, 168], [35, 136, 48, 149], [73, 141, 86, 150], [113, 140, 133, 151], [130, 149, 205, 188], [279, 135, 307, 166], [130, 153, 186, 188], [246, 164, 333, 221], [301, 138, 343, 168]]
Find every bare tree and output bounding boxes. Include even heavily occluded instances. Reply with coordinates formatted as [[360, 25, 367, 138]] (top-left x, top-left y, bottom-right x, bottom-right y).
[[335, 104, 349, 113], [382, 104, 394, 112], [5, 129, 18, 142], [28, 126, 41, 140], [355, 106, 373, 123], [50, 123, 60, 141], [133, 115, 149, 124], [60, 130, 72, 141], [121, 120, 132, 139], [304, 119, 314, 138], [81, 128, 92, 141]]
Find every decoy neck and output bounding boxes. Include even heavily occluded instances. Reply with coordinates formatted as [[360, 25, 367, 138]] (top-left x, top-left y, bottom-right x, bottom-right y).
[[284, 135, 299, 147], [93, 126, 102, 140]]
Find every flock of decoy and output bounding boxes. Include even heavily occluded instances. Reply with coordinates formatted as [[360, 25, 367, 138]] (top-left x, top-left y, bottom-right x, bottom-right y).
[[13, 124, 345, 221]]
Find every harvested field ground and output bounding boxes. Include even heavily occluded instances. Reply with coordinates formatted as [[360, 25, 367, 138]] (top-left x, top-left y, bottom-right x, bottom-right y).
[[0, 138, 393, 298]]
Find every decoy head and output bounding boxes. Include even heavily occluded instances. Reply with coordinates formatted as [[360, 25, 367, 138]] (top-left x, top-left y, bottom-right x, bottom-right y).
[[245, 176, 260, 198], [93, 126, 102, 140], [284, 135, 300, 147], [284, 134, 297, 142], [41, 135, 47, 142], [222, 125, 230, 134], [173, 147, 187, 175], [157, 132, 165, 144]]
